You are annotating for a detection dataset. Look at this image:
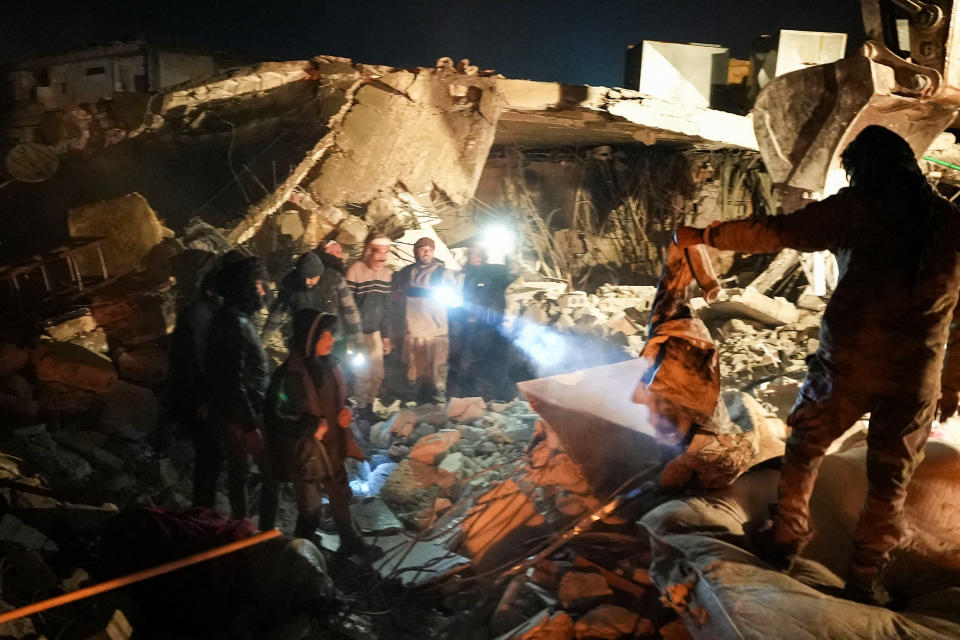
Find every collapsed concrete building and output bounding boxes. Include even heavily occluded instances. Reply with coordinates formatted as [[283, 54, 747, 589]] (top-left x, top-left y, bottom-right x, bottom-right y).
[[1, 30, 960, 640]]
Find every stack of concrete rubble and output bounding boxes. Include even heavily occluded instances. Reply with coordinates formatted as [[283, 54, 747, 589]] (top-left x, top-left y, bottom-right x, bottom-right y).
[[367, 397, 539, 530], [701, 288, 824, 420], [505, 279, 656, 357], [0, 291, 195, 512], [483, 548, 693, 640]]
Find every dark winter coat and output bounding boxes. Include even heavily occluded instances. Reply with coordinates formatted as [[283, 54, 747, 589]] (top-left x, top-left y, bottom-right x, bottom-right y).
[[264, 310, 363, 482], [263, 253, 362, 341], [462, 262, 512, 326], [169, 293, 219, 421], [205, 256, 269, 425]]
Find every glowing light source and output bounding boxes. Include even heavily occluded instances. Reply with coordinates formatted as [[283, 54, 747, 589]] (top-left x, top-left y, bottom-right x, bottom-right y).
[[346, 349, 367, 371], [481, 222, 516, 253], [431, 284, 463, 308]]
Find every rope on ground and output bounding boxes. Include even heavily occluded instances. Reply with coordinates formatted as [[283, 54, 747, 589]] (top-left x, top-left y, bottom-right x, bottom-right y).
[[0, 529, 283, 625]]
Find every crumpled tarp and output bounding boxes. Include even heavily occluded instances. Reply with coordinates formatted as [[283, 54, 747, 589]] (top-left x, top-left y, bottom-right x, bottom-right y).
[[641, 441, 960, 639]]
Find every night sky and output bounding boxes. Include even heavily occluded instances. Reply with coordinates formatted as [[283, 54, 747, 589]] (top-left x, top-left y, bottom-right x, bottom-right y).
[[3, 1, 864, 88]]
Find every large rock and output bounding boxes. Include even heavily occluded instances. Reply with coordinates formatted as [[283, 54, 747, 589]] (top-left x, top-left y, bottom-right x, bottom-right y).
[[43, 309, 97, 340], [408, 430, 461, 464], [99, 381, 158, 438], [447, 397, 487, 423], [0, 514, 58, 553], [115, 345, 170, 385], [32, 341, 117, 392], [0, 343, 29, 376], [574, 605, 651, 640], [67, 193, 169, 277], [558, 571, 613, 609], [708, 286, 800, 326]]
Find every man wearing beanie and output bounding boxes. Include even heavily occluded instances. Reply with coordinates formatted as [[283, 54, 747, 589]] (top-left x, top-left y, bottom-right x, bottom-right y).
[[394, 236, 461, 403], [262, 251, 363, 348]]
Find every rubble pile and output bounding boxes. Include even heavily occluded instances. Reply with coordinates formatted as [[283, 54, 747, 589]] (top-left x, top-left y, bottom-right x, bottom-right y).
[[504, 280, 656, 368], [704, 290, 824, 419], [435, 535, 692, 640], [367, 398, 539, 530]]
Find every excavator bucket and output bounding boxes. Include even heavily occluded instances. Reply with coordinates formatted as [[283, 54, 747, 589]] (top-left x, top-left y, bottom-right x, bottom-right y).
[[754, 0, 960, 194], [754, 56, 957, 193]]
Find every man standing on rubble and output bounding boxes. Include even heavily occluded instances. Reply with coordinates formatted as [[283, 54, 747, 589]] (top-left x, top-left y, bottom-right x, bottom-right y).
[[449, 244, 514, 399], [345, 233, 394, 420], [394, 237, 460, 403], [201, 252, 274, 523], [675, 125, 960, 606], [170, 251, 221, 505], [261, 310, 370, 556], [261, 251, 363, 352]]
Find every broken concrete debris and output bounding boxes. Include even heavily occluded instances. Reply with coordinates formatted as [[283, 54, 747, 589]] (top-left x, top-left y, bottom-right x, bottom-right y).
[[67, 193, 172, 278], [6, 31, 957, 640]]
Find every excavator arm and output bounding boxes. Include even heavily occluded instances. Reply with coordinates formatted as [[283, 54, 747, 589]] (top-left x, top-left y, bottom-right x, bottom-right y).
[[755, 0, 960, 195]]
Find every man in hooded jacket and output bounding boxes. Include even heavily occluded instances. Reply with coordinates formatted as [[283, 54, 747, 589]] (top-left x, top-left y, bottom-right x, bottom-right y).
[[262, 309, 368, 554], [170, 250, 221, 505], [675, 125, 960, 605], [262, 251, 362, 347], [201, 253, 273, 522]]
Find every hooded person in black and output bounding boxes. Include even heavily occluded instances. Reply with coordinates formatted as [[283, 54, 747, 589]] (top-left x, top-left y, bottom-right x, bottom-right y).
[[676, 126, 960, 605], [200, 253, 272, 521], [262, 251, 363, 348], [170, 250, 220, 429], [448, 244, 515, 399], [262, 309, 368, 554]]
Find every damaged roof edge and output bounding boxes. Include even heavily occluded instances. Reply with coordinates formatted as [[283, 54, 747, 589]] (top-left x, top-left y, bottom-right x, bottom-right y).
[[225, 76, 367, 244], [496, 78, 759, 151]]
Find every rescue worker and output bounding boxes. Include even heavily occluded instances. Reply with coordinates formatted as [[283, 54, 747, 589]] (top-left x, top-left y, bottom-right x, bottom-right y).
[[448, 245, 514, 399], [345, 234, 394, 419], [262, 310, 369, 555], [201, 253, 274, 523], [394, 237, 460, 403], [675, 125, 960, 606], [261, 251, 363, 350]]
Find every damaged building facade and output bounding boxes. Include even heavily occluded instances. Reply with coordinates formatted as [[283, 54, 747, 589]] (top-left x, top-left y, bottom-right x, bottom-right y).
[[2, 3, 960, 637]]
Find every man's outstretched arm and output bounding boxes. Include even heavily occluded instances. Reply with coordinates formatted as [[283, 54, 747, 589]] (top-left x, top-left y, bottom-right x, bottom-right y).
[[677, 190, 859, 254]]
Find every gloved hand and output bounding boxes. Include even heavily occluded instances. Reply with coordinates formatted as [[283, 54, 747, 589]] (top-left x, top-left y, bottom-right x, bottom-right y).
[[937, 387, 960, 421], [674, 226, 705, 249]]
